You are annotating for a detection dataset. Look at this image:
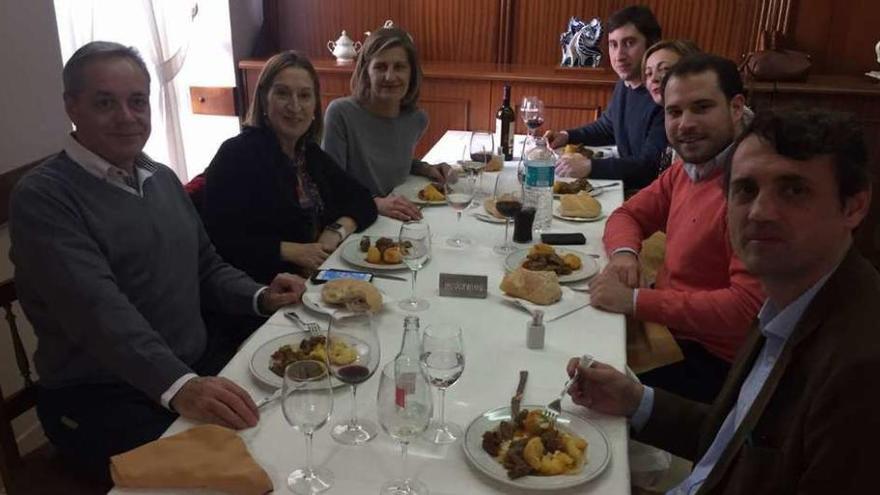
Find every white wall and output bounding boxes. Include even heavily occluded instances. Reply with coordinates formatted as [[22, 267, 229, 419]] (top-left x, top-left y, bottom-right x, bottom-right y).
[[0, 0, 68, 466]]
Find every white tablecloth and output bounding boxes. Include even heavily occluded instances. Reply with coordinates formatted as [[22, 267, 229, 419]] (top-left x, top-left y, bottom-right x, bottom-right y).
[[110, 131, 630, 495]]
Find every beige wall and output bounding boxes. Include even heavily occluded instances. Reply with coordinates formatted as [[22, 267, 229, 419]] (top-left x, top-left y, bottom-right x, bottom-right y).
[[0, 0, 68, 464]]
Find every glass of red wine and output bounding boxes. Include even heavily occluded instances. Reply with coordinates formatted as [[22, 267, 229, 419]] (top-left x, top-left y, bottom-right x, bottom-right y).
[[467, 132, 494, 204], [492, 169, 523, 255], [327, 313, 381, 445], [520, 96, 545, 138]]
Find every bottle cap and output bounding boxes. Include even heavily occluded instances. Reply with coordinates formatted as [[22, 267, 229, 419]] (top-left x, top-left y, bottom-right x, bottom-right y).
[[532, 310, 544, 325]]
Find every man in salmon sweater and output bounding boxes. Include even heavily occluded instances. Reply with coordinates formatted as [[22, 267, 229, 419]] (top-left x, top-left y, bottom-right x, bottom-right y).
[[591, 54, 764, 403]]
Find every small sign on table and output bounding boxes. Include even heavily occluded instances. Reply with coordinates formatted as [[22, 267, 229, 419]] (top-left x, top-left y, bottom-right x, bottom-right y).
[[439, 273, 488, 299]]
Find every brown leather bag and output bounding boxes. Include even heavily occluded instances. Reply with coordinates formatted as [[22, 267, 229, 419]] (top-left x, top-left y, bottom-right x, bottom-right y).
[[741, 29, 811, 82]]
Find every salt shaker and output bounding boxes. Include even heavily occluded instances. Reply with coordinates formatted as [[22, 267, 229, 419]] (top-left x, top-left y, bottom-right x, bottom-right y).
[[526, 310, 545, 349]]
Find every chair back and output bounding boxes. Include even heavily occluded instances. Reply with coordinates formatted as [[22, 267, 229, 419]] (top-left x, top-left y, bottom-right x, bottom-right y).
[[0, 279, 38, 493]]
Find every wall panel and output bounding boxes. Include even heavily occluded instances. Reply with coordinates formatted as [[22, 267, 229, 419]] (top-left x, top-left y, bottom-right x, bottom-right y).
[[270, 0, 500, 63]]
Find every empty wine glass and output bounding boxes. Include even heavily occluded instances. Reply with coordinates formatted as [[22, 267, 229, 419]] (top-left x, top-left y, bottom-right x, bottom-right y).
[[399, 221, 431, 311], [468, 132, 494, 204], [520, 97, 545, 138], [377, 360, 433, 495], [444, 175, 476, 247], [420, 324, 465, 444], [492, 169, 523, 255], [327, 313, 381, 445], [282, 360, 333, 494]]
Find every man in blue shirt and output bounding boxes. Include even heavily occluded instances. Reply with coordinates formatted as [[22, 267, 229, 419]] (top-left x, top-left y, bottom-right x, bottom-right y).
[[545, 5, 667, 189], [566, 108, 879, 493]]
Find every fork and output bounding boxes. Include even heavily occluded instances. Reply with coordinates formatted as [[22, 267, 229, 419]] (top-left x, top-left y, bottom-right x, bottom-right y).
[[284, 311, 321, 336], [543, 354, 595, 424]]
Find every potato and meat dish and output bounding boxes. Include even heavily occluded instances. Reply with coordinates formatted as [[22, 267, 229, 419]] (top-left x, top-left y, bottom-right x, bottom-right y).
[[521, 244, 582, 276], [269, 335, 357, 377], [358, 236, 411, 265], [553, 177, 593, 195], [482, 409, 588, 479]]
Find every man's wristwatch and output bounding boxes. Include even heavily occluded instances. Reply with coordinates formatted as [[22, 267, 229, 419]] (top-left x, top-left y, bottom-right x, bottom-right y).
[[325, 222, 348, 241]]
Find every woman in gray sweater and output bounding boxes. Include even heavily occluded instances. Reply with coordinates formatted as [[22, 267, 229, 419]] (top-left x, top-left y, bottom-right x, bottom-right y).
[[323, 26, 453, 221]]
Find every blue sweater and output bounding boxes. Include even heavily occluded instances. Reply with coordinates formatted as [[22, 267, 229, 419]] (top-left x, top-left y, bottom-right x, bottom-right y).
[[566, 80, 667, 189]]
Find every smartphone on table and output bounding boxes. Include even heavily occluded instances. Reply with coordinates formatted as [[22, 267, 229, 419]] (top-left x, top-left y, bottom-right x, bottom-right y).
[[310, 268, 374, 285]]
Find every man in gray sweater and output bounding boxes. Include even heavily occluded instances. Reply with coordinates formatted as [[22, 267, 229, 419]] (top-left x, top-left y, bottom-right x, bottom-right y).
[[9, 41, 306, 480]]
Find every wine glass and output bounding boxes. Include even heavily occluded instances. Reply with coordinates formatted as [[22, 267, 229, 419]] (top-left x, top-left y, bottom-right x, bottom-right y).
[[377, 360, 433, 495], [282, 360, 334, 494], [468, 131, 494, 203], [327, 313, 381, 445], [399, 221, 432, 312], [420, 324, 465, 444], [520, 97, 545, 138], [492, 169, 523, 255], [444, 175, 476, 247]]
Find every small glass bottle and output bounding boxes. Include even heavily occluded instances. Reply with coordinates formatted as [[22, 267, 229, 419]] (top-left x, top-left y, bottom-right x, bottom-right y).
[[394, 316, 421, 406]]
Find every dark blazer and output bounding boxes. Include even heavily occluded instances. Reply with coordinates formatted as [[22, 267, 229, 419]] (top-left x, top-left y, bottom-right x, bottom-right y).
[[636, 247, 880, 494], [203, 127, 377, 284]]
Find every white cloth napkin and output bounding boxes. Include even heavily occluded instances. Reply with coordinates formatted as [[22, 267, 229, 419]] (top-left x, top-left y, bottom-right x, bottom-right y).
[[504, 287, 590, 322]]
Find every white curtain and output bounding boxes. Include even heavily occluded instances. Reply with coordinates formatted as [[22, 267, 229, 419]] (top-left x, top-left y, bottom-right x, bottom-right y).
[[53, 0, 197, 180]]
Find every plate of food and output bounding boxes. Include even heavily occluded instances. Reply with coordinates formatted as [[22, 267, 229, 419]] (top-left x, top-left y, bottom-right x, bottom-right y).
[[301, 279, 385, 319], [477, 198, 508, 224], [409, 183, 447, 205], [553, 192, 604, 222], [341, 236, 410, 271], [504, 244, 599, 283], [249, 332, 358, 389], [553, 178, 603, 198], [463, 405, 611, 490]]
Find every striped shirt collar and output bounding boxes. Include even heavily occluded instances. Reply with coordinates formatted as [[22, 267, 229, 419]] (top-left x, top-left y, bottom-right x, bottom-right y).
[[64, 133, 158, 196]]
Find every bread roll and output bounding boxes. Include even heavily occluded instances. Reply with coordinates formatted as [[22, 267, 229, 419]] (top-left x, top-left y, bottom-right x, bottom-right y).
[[321, 279, 383, 313], [485, 154, 503, 172], [500, 268, 562, 305], [559, 191, 601, 218]]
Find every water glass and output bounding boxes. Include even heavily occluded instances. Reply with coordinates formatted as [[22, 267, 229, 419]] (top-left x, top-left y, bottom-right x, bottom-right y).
[[282, 360, 333, 494], [420, 324, 465, 444], [444, 175, 475, 247], [399, 221, 432, 311]]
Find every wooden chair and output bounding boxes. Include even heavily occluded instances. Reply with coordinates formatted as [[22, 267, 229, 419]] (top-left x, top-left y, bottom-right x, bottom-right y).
[[0, 279, 111, 495]]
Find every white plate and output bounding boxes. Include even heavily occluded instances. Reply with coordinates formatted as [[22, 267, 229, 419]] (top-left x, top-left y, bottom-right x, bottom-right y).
[[301, 290, 389, 319], [249, 333, 326, 389], [553, 188, 604, 199], [474, 212, 507, 224], [463, 405, 611, 490], [340, 238, 408, 271], [250, 332, 372, 389], [552, 205, 606, 223], [504, 248, 599, 283]]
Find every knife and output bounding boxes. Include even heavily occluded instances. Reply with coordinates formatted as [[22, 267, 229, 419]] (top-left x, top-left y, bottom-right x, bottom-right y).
[[369, 272, 408, 281]]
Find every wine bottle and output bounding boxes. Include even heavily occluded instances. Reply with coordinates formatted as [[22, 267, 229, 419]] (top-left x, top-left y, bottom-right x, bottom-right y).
[[495, 84, 515, 160]]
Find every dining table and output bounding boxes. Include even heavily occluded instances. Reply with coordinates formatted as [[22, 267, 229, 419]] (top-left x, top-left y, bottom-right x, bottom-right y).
[[110, 131, 631, 495]]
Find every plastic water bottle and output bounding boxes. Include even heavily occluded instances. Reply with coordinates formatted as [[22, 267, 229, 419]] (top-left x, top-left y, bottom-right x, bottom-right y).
[[523, 136, 556, 234]]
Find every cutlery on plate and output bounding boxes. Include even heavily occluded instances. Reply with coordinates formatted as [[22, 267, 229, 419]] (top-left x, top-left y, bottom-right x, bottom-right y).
[[256, 388, 282, 409], [284, 311, 321, 336], [590, 182, 621, 191], [369, 272, 408, 282], [511, 370, 528, 417], [543, 354, 594, 424]]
